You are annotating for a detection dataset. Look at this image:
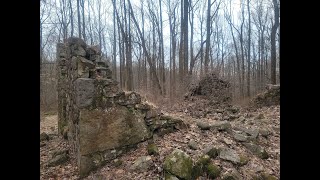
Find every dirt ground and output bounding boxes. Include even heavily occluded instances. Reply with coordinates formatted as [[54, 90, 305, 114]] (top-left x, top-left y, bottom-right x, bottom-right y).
[[40, 105, 280, 180]]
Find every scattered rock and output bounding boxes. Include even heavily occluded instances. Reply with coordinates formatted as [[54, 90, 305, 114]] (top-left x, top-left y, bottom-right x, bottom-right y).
[[259, 129, 271, 138], [238, 155, 249, 166], [147, 143, 159, 155], [233, 133, 248, 142], [188, 140, 197, 150], [52, 150, 69, 158], [219, 148, 240, 164], [163, 149, 193, 180], [191, 155, 211, 179], [226, 107, 240, 114], [211, 121, 231, 131], [196, 121, 211, 130], [256, 113, 265, 120], [243, 143, 269, 159], [233, 127, 259, 140], [222, 168, 242, 180], [40, 132, 49, 142], [48, 153, 69, 167], [206, 163, 221, 179], [40, 142, 46, 147], [203, 146, 219, 158], [113, 159, 122, 167], [130, 156, 153, 172], [272, 126, 280, 133], [260, 172, 277, 180], [165, 173, 180, 180], [238, 116, 246, 122]]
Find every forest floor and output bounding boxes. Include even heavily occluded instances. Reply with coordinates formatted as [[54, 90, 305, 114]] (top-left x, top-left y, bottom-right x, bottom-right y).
[[40, 103, 279, 180]]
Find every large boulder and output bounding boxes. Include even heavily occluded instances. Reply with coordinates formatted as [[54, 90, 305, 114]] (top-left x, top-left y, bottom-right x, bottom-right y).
[[164, 149, 193, 180]]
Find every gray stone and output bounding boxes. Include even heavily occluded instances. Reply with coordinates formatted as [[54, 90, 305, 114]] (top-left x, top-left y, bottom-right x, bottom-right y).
[[145, 109, 159, 119], [188, 140, 197, 150], [242, 143, 269, 159], [222, 168, 242, 180], [233, 133, 248, 142], [259, 129, 271, 137], [75, 78, 95, 108], [211, 121, 231, 131], [67, 37, 86, 48], [245, 128, 259, 139], [219, 148, 240, 164], [52, 150, 68, 158], [86, 45, 101, 55], [164, 149, 193, 180], [233, 127, 259, 139], [196, 121, 211, 130], [72, 46, 87, 57], [130, 156, 153, 172], [203, 146, 219, 158], [48, 153, 69, 167], [79, 106, 152, 156]]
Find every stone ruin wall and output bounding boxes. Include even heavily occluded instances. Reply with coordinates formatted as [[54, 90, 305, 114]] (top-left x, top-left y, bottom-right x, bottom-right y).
[[56, 37, 186, 178]]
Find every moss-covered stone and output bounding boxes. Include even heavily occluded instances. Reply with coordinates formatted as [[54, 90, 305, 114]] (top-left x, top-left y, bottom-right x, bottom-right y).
[[260, 173, 277, 180], [222, 168, 242, 180], [165, 172, 180, 180], [239, 155, 249, 166], [164, 149, 193, 180], [191, 155, 211, 179], [203, 146, 219, 158], [206, 163, 221, 179], [252, 173, 278, 180], [147, 143, 159, 155]]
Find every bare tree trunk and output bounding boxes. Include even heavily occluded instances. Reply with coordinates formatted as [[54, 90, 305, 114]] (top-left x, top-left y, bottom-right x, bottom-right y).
[[127, 0, 163, 95], [81, 0, 86, 41], [113, 0, 117, 79], [126, 0, 133, 91], [69, 0, 74, 37], [179, 0, 184, 84], [159, 0, 165, 95], [204, 0, 211, 74], [271, 0, 279, 84], [247, 0, 251, 97], [77, 0, 81, 38], [183, 0, 188, 76]]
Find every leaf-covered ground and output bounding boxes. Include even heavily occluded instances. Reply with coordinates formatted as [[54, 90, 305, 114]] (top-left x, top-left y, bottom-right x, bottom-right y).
[[40, 105, 279, 180]]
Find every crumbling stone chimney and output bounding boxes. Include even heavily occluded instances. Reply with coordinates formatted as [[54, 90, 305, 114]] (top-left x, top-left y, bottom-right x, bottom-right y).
[[56, 37, 186, 178]]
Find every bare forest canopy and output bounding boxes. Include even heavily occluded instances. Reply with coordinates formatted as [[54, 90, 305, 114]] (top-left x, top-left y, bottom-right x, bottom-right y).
[[40, 0, 280, 105]]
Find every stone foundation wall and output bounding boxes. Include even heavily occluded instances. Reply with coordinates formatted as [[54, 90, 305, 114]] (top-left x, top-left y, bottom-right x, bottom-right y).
[[56, 37, 186, 178]]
